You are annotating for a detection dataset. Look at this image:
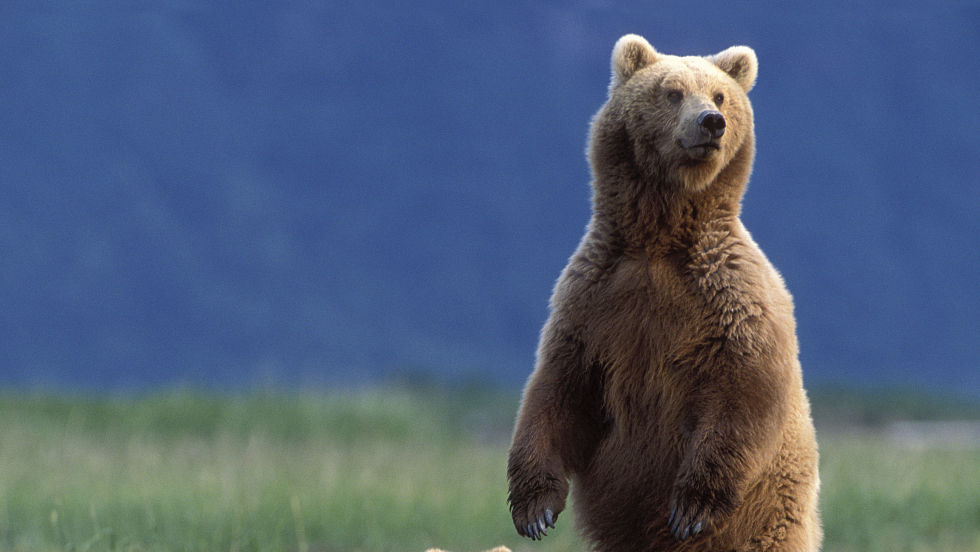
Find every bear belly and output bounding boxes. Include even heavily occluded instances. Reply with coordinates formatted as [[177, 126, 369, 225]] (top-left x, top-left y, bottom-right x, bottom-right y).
[[568, 262, 815, 551], [571, 427, 681, 552], [570, 386, 820, 552]]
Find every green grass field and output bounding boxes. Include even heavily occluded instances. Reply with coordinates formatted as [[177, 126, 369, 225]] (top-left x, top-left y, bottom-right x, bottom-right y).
[[2, 385, 980, 552]]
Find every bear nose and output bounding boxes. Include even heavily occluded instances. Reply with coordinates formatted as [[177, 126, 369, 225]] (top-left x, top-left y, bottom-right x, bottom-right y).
[[697, 111, 726, 139]]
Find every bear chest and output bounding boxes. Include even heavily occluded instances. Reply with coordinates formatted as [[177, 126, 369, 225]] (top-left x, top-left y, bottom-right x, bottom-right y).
[[586, 241, 777, 379]]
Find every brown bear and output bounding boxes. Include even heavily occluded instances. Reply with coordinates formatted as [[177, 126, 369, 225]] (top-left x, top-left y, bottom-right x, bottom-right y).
[[506, 34, 821, 552]]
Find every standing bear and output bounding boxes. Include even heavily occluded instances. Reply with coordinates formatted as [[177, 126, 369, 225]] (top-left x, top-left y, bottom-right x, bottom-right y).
[[507, 35, 821, 552]]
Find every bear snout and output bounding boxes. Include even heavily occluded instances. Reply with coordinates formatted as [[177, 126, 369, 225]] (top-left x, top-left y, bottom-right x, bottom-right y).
[[697, 110, 726, 140]]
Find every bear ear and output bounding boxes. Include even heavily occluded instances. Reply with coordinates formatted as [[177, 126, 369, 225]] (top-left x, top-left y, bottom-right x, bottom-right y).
[[708, 46, 758, 92], [611, 34, 660, 88]]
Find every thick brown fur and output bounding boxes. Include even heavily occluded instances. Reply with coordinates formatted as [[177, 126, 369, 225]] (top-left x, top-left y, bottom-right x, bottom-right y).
[[507, 35, 821, 552]]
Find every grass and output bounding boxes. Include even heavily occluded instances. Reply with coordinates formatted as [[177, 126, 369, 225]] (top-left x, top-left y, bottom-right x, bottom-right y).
[[1, 384, 980, 552], [820, 436, 980, 552]]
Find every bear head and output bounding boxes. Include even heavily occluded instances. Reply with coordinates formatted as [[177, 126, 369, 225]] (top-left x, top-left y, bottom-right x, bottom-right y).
[[589, 35, 758, 196]]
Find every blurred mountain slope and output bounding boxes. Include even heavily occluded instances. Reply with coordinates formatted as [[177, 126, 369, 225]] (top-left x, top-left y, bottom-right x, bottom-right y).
[[1, 1, 977, 391]]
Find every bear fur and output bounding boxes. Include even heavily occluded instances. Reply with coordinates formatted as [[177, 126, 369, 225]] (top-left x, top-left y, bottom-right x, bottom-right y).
[[507, 35, 821, 552]]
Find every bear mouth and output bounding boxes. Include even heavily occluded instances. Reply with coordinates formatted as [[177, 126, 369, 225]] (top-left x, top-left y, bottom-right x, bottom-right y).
[[682, 140, 721, 161], [684, 140, 721, 151]]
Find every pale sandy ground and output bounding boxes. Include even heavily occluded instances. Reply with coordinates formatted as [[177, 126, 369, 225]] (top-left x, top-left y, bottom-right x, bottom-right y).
[[426, 547, 511, 552]]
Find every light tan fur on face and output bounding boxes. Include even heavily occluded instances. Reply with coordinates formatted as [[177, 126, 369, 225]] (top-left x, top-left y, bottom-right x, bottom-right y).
[[602, 36, 757, 194], [507, 34, 820, 552]]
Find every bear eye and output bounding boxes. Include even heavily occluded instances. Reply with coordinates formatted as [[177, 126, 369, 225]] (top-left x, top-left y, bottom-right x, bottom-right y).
[[713, 93, 725, 106], [666, 89, 683, 102]]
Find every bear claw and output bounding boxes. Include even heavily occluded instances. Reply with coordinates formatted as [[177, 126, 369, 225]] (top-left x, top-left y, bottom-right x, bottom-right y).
[[668, 503, 704, 541], [529, 520, 546, 540], [521, 508, 556, 540]]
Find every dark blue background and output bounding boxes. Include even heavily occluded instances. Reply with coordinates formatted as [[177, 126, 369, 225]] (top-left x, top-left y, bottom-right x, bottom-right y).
[[1, 1, 978, 393]]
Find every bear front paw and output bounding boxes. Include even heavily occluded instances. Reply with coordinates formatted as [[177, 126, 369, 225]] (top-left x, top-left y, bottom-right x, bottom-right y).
[[515, 506, 557, 541], [667, 478, 738, 541], [508, 482, 566, 541]]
